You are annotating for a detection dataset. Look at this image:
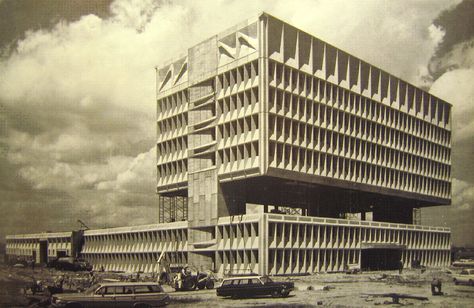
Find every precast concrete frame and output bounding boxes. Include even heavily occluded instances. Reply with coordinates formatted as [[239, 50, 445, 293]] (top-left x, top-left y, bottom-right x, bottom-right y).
[[6, 212, 450, 274], [156, 12, 452, 207], [207, 213, 450, 276], [5, 232, 75, 264], [80, 221, 188, 273], [155, 12, 452, 270]]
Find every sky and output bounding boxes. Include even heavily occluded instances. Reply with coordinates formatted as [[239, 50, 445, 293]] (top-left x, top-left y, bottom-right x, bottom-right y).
[[0, 0, 473, 246]]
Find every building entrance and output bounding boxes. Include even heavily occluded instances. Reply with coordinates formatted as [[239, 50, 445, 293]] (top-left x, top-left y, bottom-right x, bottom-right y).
[[360, 243, 405, 271]]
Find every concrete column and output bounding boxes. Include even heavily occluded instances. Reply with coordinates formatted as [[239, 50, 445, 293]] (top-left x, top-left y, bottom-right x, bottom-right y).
[[258, 214, 269, 275]]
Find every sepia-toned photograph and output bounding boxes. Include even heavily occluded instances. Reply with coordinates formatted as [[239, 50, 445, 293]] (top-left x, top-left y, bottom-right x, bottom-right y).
[[0, 0, 473, 307]]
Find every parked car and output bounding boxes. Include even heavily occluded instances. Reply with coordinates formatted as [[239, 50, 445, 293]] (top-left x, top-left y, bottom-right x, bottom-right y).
[[51, 282, 170, 307], [216, 275, 294, 298], [453, 269, 474, 286], [453, 259, 474, 268], [49, 257, 92, 272]]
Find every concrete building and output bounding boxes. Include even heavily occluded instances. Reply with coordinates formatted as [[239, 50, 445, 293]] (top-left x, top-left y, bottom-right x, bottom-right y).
[[155, 12, 451, 271], [76, 215, 451, 275], [5, 214, 451, 274], [6, 13, 452, 274], [5, 231, 80, 264], [80, 222, 188, 273]]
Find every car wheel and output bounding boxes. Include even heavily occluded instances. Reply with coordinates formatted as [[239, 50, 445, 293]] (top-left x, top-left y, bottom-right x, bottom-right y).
[[281, 289, 290, 297], [206, 280, 214, 289], [271, 290, 281, 298]]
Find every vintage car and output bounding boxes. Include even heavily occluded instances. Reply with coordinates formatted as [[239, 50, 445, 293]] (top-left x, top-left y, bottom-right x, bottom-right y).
[[453, 269, 474, 286], [452, 259, 474, 268], [51, 282, 170, 307], [216, 275, 294, 298]]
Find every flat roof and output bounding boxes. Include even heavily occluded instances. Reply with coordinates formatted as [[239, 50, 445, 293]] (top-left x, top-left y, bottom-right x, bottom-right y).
[[222, 275, 266, 280], [6, 231, 72, 240], [96, 281, 161, 286]]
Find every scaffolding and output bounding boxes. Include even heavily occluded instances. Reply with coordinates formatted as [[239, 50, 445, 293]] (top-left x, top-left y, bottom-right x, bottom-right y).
[[159, 195, 188, 223]]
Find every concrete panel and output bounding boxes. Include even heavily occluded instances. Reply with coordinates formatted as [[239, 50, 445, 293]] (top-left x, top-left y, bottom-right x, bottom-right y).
[[188, 36, 218, 84]]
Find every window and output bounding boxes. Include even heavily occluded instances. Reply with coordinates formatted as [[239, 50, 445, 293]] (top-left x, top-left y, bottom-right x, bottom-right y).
[[250, 278, 261, 285], [222, 280, 234, 286], [114, 287, 133, 295], [134, 285, 154, 294], [260, 276, 274, 284], [97, 287, 114, 295]]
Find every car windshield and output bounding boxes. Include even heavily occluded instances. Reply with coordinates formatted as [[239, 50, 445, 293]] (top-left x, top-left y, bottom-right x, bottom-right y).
[[260, 276, 273, 284], [84, 284, 100, 295]]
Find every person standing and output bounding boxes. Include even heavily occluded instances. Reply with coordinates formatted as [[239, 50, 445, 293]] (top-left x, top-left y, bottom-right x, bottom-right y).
[[431, 278, 442, 295]]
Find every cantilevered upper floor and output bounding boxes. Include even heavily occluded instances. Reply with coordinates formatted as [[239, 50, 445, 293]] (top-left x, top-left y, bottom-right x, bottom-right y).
[[156, 12, 451, 209]]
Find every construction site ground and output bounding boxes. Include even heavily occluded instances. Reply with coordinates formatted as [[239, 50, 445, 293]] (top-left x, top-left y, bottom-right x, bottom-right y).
[[0, 263, 473, 307]]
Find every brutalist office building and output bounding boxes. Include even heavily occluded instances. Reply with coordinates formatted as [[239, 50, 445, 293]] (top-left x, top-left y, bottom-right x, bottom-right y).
[[7, 13, 452, 275]]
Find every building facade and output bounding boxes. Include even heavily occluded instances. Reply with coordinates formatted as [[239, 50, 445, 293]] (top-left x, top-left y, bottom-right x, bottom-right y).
[[6, 13, 452, 274], [80, 222, 188, 273], [156, 12, 451, 270], [5, 213, 451, 274], [5, 231, 78, 264]]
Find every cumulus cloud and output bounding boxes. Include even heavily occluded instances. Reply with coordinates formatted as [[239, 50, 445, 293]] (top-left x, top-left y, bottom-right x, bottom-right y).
[[0, 0, 470, 244], [430, 0, 474, 75], [430, 39, 474, 75], [452, 179, 474, 211], [97, 147, 155, 193]]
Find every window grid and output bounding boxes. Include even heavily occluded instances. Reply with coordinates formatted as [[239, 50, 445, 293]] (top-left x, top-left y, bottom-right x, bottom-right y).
[[267, 61, 451, 199]]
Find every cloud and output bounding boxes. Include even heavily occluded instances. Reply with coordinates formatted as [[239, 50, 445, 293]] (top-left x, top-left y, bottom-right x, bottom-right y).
[[429, 38, 474, 77], [431, 0, 474, 75], [97, 147, 155, 193], [0, 0, 471, 245], [452, 179, 474, 211]]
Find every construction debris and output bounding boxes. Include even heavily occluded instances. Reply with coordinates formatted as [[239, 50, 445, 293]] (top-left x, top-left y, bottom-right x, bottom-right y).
[[363, 293, 429, 304], [1, 265, 472, 307], [305, 284, 332, 291]]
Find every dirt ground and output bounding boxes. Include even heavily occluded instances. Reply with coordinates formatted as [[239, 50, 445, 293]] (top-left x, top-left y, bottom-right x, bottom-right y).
[[1, 263, 473, 307]]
